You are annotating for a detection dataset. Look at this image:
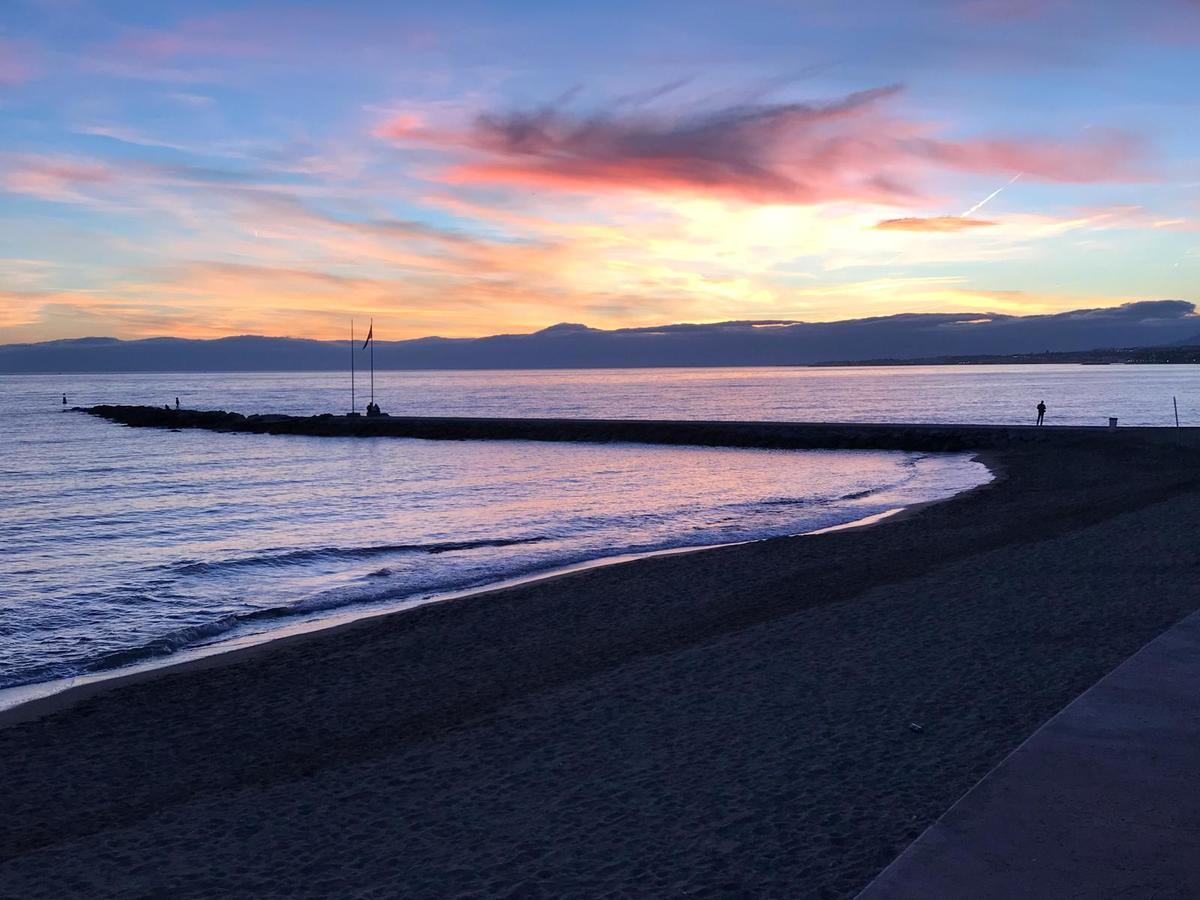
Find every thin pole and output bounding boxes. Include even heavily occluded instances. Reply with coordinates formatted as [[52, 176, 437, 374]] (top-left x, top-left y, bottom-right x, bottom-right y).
[[351, 319, 355, 414], [1174, 395, 1180, 428], [370, 317, 375, 406]]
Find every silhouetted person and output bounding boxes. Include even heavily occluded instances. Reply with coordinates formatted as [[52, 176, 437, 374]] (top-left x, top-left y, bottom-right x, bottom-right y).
[[61, 394, 67, 405], [1036, 400, 1046, 426], [175, 397, 180, 410]]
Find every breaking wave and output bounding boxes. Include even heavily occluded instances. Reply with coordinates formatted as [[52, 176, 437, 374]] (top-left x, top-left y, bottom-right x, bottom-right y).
[[170, 535, 548, 575]]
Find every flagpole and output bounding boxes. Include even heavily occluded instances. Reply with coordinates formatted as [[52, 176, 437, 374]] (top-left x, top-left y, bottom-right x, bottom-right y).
[[350, 319, 355, 415], [370, 317, 375, 406]]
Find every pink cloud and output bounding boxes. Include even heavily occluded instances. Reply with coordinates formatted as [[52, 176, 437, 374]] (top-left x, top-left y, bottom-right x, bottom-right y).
[[958, 0, 1062, 22], [0, 157, 114, 202], [0, 39, 38, 87], [372, 113, 425, 140], [377, 85, 1152, 206], [88, 10, 439, 83], [106, 15, 270, 63], [911, 130, 1146, 183]]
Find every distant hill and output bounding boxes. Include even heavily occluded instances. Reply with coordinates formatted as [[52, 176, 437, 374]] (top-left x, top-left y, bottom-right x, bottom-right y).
[[2, 300, 1197, 373], [816, 345, 1200, 367]]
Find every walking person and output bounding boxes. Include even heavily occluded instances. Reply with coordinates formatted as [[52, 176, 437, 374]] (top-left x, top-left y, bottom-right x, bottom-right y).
[[1036, 400, 1046, 426]]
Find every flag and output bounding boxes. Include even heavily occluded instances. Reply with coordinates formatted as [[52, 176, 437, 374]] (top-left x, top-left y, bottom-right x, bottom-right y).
[[361, 321, 373, 350]]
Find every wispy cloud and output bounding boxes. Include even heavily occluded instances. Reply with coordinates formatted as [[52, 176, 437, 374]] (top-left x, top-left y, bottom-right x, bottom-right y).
[[0, 38, 38, 87], [1, 156, 115, 203], [874, 216, 998, 232], [82, 9, 438, 84], [167, 91, 216, 107]]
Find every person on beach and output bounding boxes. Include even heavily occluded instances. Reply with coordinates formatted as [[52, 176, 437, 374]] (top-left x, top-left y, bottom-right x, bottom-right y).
[[1036, 400, 1046, 425]]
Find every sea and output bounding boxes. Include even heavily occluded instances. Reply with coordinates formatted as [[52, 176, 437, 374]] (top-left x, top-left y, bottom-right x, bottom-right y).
[[2, 364, 1196, 695]]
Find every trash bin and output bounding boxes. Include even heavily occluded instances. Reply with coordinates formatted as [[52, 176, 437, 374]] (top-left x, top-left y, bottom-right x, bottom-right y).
[[1108, 417, 1118, 429]]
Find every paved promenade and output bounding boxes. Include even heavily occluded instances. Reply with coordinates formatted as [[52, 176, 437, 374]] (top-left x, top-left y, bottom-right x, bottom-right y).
[[859, 608, 1200, 899]]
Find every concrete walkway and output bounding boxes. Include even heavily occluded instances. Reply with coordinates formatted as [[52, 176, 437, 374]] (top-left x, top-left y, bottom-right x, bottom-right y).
[[859, 608, 1200, 899]]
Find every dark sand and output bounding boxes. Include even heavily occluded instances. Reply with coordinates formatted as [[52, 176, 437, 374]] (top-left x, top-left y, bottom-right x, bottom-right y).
[[3, 432, 1200, 898]]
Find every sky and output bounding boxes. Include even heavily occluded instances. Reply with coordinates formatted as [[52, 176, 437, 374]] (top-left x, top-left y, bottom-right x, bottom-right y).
[[1, 0, 1198, 343]]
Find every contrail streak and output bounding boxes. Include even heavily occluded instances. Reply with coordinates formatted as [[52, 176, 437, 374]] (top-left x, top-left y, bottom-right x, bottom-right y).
[[961, 172, 1022, 217]]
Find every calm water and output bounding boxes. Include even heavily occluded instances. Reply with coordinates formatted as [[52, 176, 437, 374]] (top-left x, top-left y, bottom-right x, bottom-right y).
[[6, 362, 1194, 691], [11, 363, 1200, 424]]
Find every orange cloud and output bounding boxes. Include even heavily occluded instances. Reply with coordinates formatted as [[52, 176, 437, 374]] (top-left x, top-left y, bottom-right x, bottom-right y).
[[873, 216, 998, 232]]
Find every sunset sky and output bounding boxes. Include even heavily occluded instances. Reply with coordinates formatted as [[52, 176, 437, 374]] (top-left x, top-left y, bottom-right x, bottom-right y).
[[2, 0, 1198, 342]]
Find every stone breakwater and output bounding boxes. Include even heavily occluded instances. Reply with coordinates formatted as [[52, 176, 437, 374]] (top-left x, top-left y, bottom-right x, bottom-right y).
[[85, 404, 1200, 453]]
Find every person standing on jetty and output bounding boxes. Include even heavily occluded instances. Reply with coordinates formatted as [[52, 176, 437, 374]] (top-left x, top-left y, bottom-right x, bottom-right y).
[[61, 394, 66, 405], [1036, 400, 1046, 425]]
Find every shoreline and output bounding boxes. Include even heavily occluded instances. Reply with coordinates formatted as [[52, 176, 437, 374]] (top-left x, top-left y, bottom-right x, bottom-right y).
[[5, 431, 1200, 897], [0, 498, 931, 726]]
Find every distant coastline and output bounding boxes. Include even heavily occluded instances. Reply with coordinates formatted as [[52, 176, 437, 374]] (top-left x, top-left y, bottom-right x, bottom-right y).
[[814, 344, 1200, 367], [3, 299, 1197, 372]]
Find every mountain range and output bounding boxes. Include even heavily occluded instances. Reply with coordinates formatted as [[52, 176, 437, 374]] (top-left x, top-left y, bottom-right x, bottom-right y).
[[2, 300, 1197, 373]]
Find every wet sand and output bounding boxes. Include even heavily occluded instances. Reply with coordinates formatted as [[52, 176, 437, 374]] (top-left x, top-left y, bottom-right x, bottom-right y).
[[4, 431, 1200, 898]]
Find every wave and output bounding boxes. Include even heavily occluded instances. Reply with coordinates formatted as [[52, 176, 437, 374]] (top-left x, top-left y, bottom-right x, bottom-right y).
[[91, 615, 250, 670], [88, 563, 523, 673], [170, 535, 547, 575], [756, 485, 885, 506], [837, 488, 878, 501]]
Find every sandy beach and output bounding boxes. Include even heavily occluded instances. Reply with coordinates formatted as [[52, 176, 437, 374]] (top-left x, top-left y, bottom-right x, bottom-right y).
[[4, 430, 1200, 898]]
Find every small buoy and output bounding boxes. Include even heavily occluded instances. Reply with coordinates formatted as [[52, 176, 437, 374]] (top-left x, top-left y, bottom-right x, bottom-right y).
[[909, 722, 924, 733]]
